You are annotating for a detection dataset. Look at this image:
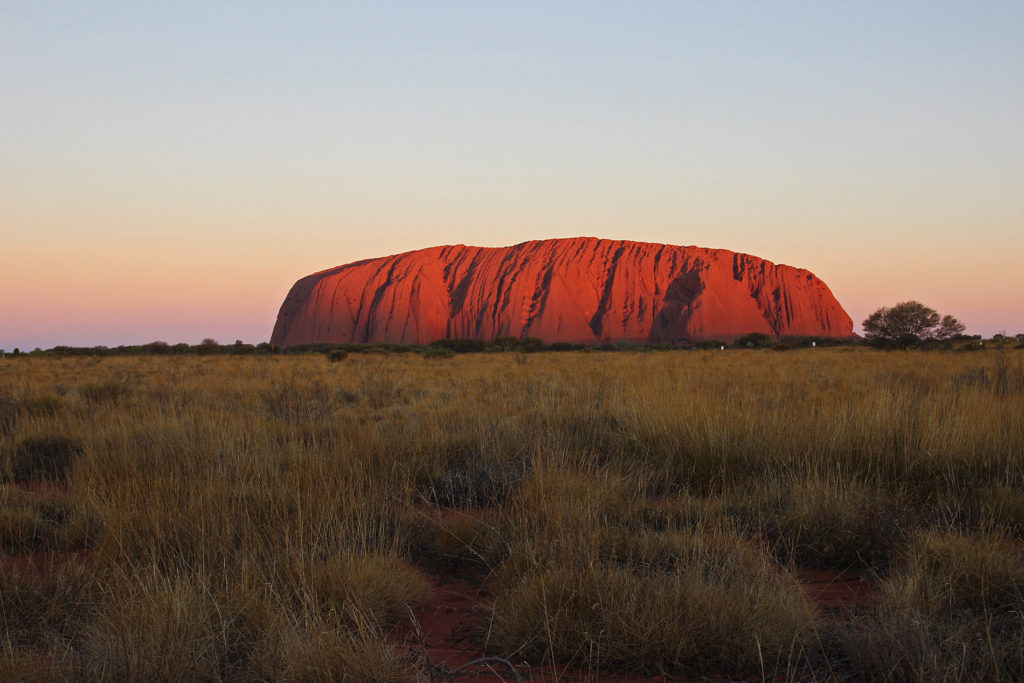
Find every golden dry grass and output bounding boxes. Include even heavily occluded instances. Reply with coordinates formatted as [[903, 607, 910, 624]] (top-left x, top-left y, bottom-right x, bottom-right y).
[[0, 347, 1022, 679]]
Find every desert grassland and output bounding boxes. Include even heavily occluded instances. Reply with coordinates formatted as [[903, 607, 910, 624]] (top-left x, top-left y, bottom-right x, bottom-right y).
[[1, 348, 1024, 681]]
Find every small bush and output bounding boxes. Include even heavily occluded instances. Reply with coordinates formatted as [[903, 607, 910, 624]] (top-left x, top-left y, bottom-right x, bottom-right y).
[[993, 352, 1024, 395], [950, 365, 990, 390], [428, 461, 522, 508], [431, 338, 488, 353], [734, 332, 774, 348], [491, 336, 521, 351], [141, 341, 172, 355], [279, 627, 421, 682], [8, 436, 84, 482], [973, 484, 1024, 536], [289, 553, 429, 627], [518, 337, 545, 352], [0, 563, 98, 650], [326, 349, 349, 363], [79, 573, 276, 680], [0, 486, 104, 552], [759, 478, 904, 571], [79, 379, 128, 404], [415, 514, 501, 569], [899, 531, 1024, 612], [78, 569, 412, 680], [261, 379, 338, 421], [358, 371, 405, 408], [0, 394, 19, 434], [22, 394, 62, 416], [545, 341, 587, 352]]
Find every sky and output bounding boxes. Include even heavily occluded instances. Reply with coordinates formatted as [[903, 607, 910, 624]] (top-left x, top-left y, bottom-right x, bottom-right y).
[[2, 1, 1023, 349]]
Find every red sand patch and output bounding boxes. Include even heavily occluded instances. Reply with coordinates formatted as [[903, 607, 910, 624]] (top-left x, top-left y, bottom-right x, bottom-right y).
[[406, 569, 495, 678], [407, 568, 671, 682], [797, 569, 875, 611], [0, 549, 90, 574], [10, 479, 64, 495], [407, 566, 788, 682]]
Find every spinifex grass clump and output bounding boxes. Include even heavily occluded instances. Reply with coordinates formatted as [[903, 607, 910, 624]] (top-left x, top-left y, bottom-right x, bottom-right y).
[[76, 568, 422, 681], [0, 485, 104, 552], [0, 393, 19, 434], [7, 435, 83, 482], [78, 379, 129, 405], [0, 562, 99, 651], [838, 531, 1024, 680], [22, 394, 62, 417], [486, 463, 817, 676], [427, 460, 523, 508], [743, 475, 906, 571], [971, 484, 1024, 536], [281, 552, 429, 627]]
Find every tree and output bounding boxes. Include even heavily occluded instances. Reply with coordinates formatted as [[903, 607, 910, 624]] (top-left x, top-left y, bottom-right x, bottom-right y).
[[862, 301, 965, 348], [197, 338, 221, 355]]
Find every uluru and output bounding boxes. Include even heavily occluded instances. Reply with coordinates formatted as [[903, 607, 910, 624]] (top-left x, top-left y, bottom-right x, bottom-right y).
[[271, 237, 854, 346]]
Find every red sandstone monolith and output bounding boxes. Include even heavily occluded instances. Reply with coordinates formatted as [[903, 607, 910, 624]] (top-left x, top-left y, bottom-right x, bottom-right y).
[[271, 237, 854, 345]]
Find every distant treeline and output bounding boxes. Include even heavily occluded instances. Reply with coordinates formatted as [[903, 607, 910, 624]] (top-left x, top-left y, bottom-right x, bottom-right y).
[[3, 332, 1017, 359]]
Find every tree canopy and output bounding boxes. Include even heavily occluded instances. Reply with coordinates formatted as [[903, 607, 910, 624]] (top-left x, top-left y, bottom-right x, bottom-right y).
[[862, 301, 965, 347]]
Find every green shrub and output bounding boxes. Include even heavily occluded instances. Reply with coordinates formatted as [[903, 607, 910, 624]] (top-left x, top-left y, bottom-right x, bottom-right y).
[[431, 338, 488, 353], [520, 336, 545, 350], [419, 345, 455, 359], [491, 336, 521, 351], [141, 341, 172, 355], [545, 341, 587, 351], [734, 332, 773, 348]]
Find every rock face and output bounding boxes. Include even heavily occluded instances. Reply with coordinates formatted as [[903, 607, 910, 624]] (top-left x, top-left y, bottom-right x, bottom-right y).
[[271, 237, 854, 346]]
